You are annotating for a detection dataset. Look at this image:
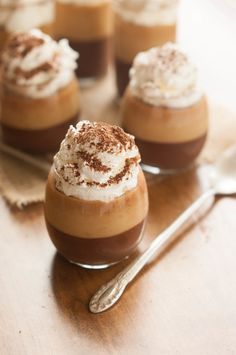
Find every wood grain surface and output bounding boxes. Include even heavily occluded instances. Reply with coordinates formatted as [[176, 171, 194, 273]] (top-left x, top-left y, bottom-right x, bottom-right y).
[[1, 1, 236, 354]]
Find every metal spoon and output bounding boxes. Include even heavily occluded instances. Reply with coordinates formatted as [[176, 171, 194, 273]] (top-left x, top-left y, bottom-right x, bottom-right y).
[[89, 146, 236, 313]]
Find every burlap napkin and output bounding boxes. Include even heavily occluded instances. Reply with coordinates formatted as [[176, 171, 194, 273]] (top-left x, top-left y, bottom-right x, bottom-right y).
[[0, 100, 235, 208], [0, 144, 51, 208]]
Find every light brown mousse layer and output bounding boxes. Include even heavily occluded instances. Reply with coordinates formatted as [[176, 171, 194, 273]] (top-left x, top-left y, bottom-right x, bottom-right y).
[[0, 79, 80, 130], [114, 13, 176, 63], [121, 88, 208, 144], [55, 1, 113, 41], [45, 167, 149, 239], [0, 23, 54, 52]]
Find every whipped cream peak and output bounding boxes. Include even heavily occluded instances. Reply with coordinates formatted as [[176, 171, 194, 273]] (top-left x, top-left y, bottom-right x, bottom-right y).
[[53, 120, 141, 202], [1, 29, 78, 98], [0, 0, 55, 32], [130, 42, 202, 108], [114, 0, 178, 26]]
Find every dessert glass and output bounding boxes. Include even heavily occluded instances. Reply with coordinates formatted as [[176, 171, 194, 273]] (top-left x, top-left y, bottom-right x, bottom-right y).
[[0, 30, 80, 154], [0, 0, 55, 52], [121, 44, 208, 172], [55, 0, 113, 80], [44, 121, 149, 269], [113, 0, 178, 97]]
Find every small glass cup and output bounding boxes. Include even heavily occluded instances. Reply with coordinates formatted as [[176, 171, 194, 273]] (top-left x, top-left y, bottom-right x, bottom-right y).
[[0, 79, 80, 154], [121, 87, 209, 173], [113, 0, 178, 97], [0, 0, 55, 51], [44, 166, 149, 269], [55, 0, 113, 81]]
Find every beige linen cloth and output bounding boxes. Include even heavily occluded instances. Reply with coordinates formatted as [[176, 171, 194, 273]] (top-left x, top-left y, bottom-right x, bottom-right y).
[[0, 101, 235, 208]]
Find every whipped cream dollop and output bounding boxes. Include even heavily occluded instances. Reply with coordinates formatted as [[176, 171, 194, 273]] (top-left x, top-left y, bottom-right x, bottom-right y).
[[114, 0, 178, 26], [0, 0, 54, 32], [53, 120, 141, 202], [1, 29, 78, 99], [130, 43, 203, 108]]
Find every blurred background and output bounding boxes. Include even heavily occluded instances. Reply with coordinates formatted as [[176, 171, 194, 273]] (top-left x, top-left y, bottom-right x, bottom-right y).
[[179, 0, 236, 112]]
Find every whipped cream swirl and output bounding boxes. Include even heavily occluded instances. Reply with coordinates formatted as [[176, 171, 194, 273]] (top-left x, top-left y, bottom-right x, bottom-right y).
[[130, 43, 203, 108], [1, 29, 78, 99], [0, 0, 54, 32], [114, 0, 178, 26], [54, 120, 141, 202]]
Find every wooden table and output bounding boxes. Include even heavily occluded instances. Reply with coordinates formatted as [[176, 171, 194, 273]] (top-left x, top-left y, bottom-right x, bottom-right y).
[[1, 1, 236, 354]]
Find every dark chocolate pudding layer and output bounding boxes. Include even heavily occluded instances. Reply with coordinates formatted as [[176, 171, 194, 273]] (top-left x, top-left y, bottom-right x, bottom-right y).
[[115, 58, 131, 97], [1, 113, 79, 154], [134, 134, 207, 170], [69, 38, 111, 79], [46, 219, 145, 266]]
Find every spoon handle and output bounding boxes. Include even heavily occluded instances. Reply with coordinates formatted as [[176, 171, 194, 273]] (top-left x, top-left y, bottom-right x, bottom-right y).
[[89, 188, 216, 313]]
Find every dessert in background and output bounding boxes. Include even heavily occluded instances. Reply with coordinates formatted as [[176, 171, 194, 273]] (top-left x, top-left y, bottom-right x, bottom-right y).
[[114, 0, 179, 97], [45, 120, 149, 269], [0, 29, 80, 153], [55, 0, 113, 80], [121, 43, 208, 171], [0, 0, 55, 51]]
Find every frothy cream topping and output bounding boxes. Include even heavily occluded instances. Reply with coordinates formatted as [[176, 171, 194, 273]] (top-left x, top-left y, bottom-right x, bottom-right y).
[[114, 0, 178, 26], [1, 29, 78, 99], [130, 43, 203, 108], [0, 0, 54, 32], [53, 120, 141, 202]]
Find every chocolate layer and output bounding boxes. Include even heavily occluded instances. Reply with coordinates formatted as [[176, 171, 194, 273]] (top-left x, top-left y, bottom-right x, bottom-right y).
[[134, 134, 207, 170], [46, 219, 145, 266], [115, 58, 131, 97], [69, 38, 111, 79], [1, 113, 79, 154]]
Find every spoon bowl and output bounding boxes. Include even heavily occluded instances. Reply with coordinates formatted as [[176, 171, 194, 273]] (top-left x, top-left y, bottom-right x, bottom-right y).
[[211, 146, 236, 195]]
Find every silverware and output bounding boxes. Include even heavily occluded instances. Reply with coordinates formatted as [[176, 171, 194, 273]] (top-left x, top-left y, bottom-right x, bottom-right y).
[[89, 146, 236, 313]]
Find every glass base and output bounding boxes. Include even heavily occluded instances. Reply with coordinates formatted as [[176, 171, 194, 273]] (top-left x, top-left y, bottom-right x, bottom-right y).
[[68, 258, 127, 270], [141, 163, 194, 176], [78, 77, 98, 88]]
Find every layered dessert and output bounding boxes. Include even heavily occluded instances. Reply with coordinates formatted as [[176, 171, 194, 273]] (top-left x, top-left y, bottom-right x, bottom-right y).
[[45, 120, 149, 268], [0, 29, 80, 153], [55, 0, 113, 79], [0, 0, 55, 51], [121, 43, 208, 170], [114, 0, 178, 96]]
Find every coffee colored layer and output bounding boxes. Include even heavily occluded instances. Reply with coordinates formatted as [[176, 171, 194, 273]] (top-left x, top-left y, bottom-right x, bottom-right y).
[[115, 58, 131, 97], [1, 113, 79, 154], [1, 79, 80, 130], [135, 134, 207, 170], [122, 89, 208, 143], [55, 2, 113, 41], [70, 38, 111, 78], [46, 219, 145, 265], [45, 168, 148, 238], [114, 14, 176, 63]]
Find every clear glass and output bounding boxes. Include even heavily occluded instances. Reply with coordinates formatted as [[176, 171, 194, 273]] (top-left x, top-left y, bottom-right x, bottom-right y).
[[121, 88, 209, 172], [113, 0, 177, 96], [55, 0, 113, 80], [0, 80, 80, 154], [44, 167, 149, 269]]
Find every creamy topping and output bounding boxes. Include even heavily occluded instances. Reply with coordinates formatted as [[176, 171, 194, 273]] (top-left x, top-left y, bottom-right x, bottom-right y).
[[0, 0, 55, 32], [114, 0, 178, 26], [130, 43, 203, 108], [53, 120, 141, 202], [1, 29, 78, 98]]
